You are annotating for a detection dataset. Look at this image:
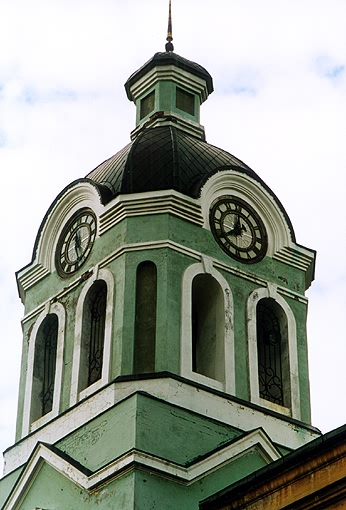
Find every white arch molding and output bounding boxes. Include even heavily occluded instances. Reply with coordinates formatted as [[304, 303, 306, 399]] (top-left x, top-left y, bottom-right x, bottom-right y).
[[70, 267, 115, 405], [22, 301, 66, 437], [200, 171, 293, 257], [181, 258, 235, 394], [35, 182, 103, 273], [247, 284, 301, 419]]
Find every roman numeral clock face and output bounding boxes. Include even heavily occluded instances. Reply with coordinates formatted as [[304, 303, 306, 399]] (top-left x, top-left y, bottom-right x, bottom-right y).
[[210, 196, 267, 263], [56, 209, 96, 276]]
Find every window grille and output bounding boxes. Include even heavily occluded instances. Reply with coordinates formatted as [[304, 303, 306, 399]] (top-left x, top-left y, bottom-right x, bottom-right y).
[[256, 299, 284, 405], [86, 281, 107, 386], [41, 316, 58, 414], [32, 314, 58, 420]]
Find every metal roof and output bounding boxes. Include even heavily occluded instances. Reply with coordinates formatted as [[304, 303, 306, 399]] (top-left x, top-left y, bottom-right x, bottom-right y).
[[85, 124, 296, 241], [125, 51, 214, 101], [86, 125, 256, 198], [28, 125, 297, 267]]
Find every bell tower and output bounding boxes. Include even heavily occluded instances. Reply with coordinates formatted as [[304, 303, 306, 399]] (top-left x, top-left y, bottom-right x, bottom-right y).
[[0, 4, 320, 509]]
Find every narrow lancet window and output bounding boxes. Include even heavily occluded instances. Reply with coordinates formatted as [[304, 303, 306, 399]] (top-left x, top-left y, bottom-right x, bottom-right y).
[[134, 261, 157, 373], [31, 314, 58, 422], [80, 280, 107, 391], [256, 298, 290, 407], [192, 274, 224, 382]]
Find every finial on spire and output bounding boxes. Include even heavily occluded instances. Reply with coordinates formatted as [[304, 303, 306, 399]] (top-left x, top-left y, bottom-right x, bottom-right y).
[[165, 0, 174, 52]]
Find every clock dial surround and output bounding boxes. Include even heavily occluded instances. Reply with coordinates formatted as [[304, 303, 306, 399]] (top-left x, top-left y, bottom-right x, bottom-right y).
[[210, 196, 267, 263], [56, 209, 96, 276]]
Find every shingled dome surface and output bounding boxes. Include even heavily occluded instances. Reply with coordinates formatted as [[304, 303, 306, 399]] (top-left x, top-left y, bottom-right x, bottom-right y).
[[86, 125, 260, 200]]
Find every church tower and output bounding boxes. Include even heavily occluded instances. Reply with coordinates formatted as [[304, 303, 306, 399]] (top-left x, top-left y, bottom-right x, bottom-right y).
[[0, 4, 320, 508]]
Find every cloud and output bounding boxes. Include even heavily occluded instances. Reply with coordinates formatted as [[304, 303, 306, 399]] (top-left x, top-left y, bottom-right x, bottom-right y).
[[0, 0, 345, 475], [0, 130, 6, 147], [22, 87, 79, 105], [1, 80, 80, 106], [314, 56, 345, 81]]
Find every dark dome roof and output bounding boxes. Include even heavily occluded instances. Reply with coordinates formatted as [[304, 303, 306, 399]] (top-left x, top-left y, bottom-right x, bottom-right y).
[[85, 125, 296, 241], [30, 125, 296, 264], [86, 125, 260, 200], [125, 52, 214, 101]]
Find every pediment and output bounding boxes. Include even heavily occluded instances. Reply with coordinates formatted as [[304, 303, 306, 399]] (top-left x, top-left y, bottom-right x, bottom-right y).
[[3, 429, 281, 509]]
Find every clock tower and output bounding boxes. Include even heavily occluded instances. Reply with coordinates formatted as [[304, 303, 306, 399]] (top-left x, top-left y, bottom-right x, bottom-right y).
[[0, 5, 319, 509]]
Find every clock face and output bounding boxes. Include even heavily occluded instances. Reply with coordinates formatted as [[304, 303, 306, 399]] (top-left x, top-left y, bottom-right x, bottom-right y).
[[210, 196, 267, 263], [56, 209, 96, 276]]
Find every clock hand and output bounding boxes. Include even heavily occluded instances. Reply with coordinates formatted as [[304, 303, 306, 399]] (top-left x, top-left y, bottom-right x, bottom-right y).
[[232, 216, 243, 236], [74, 229, 82, 258]]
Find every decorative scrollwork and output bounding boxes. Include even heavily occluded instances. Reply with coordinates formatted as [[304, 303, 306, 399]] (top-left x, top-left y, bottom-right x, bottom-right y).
[[257, 300, 284, 405]]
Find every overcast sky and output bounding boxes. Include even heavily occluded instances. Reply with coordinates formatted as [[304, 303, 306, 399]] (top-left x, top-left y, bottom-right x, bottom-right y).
[[0, 0, 345, 474]]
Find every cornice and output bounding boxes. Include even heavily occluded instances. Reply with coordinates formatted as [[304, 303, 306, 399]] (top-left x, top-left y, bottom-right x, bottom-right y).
[[19, 238, 309, 320], [2, 430, 280, 509], [17, 189, 314, 301], [100, 191, 203, 234], [3, 377, 320, 476], [128, 64, 210, 104]]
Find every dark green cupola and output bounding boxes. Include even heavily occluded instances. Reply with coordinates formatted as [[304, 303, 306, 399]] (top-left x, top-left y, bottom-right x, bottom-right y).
[[125, 3, 213, 141]]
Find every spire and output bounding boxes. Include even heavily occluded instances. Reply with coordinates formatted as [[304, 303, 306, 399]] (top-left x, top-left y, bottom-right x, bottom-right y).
[[165, 0, 174, 52]]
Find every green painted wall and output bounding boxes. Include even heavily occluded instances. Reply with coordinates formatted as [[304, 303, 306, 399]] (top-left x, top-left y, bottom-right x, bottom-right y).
[[133, 450, 267, 510], [0, 466, 24, 508], [57, 395, 137, 472], [56, 393, 242, 471], [15, 209, 312, 439], [15, 462, 136, 510], [3, 393, 270, 510], [134, 394, 241, 465], [5, 448, 268, 510], [135, 80, 200, 126]]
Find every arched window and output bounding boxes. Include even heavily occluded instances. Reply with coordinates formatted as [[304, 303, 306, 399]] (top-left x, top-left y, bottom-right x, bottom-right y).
[[191, 274, 224, 382], [256, 298, 290, 407], [31, 314, 58, 423], [70, 270, 114, 406], [79, 280, 107, 392], [134, 261, 157, 373]]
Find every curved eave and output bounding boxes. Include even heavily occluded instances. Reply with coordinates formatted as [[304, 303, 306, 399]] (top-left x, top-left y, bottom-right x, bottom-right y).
[[86, 127, 296, 243], [194, 165, 297, 244], [296, 243, 316, 286], [86, 126, 253, 199], [28, 178, 107, 267]]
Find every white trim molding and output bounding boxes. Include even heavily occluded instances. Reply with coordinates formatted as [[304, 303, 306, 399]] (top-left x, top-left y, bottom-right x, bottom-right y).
[[247, 285, 301, 420], [181, 259, 235, 395], [70, 268, 114, 406], [200, 171, 315, 288], [37, 183, 103, 273], [100, 190, 203, 235], [16, 182, 103, 302], [201, 171, 292, 256], [2, 429, 280, 510], [22, 302, 66, 438], [4, 376, 320, 476]]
